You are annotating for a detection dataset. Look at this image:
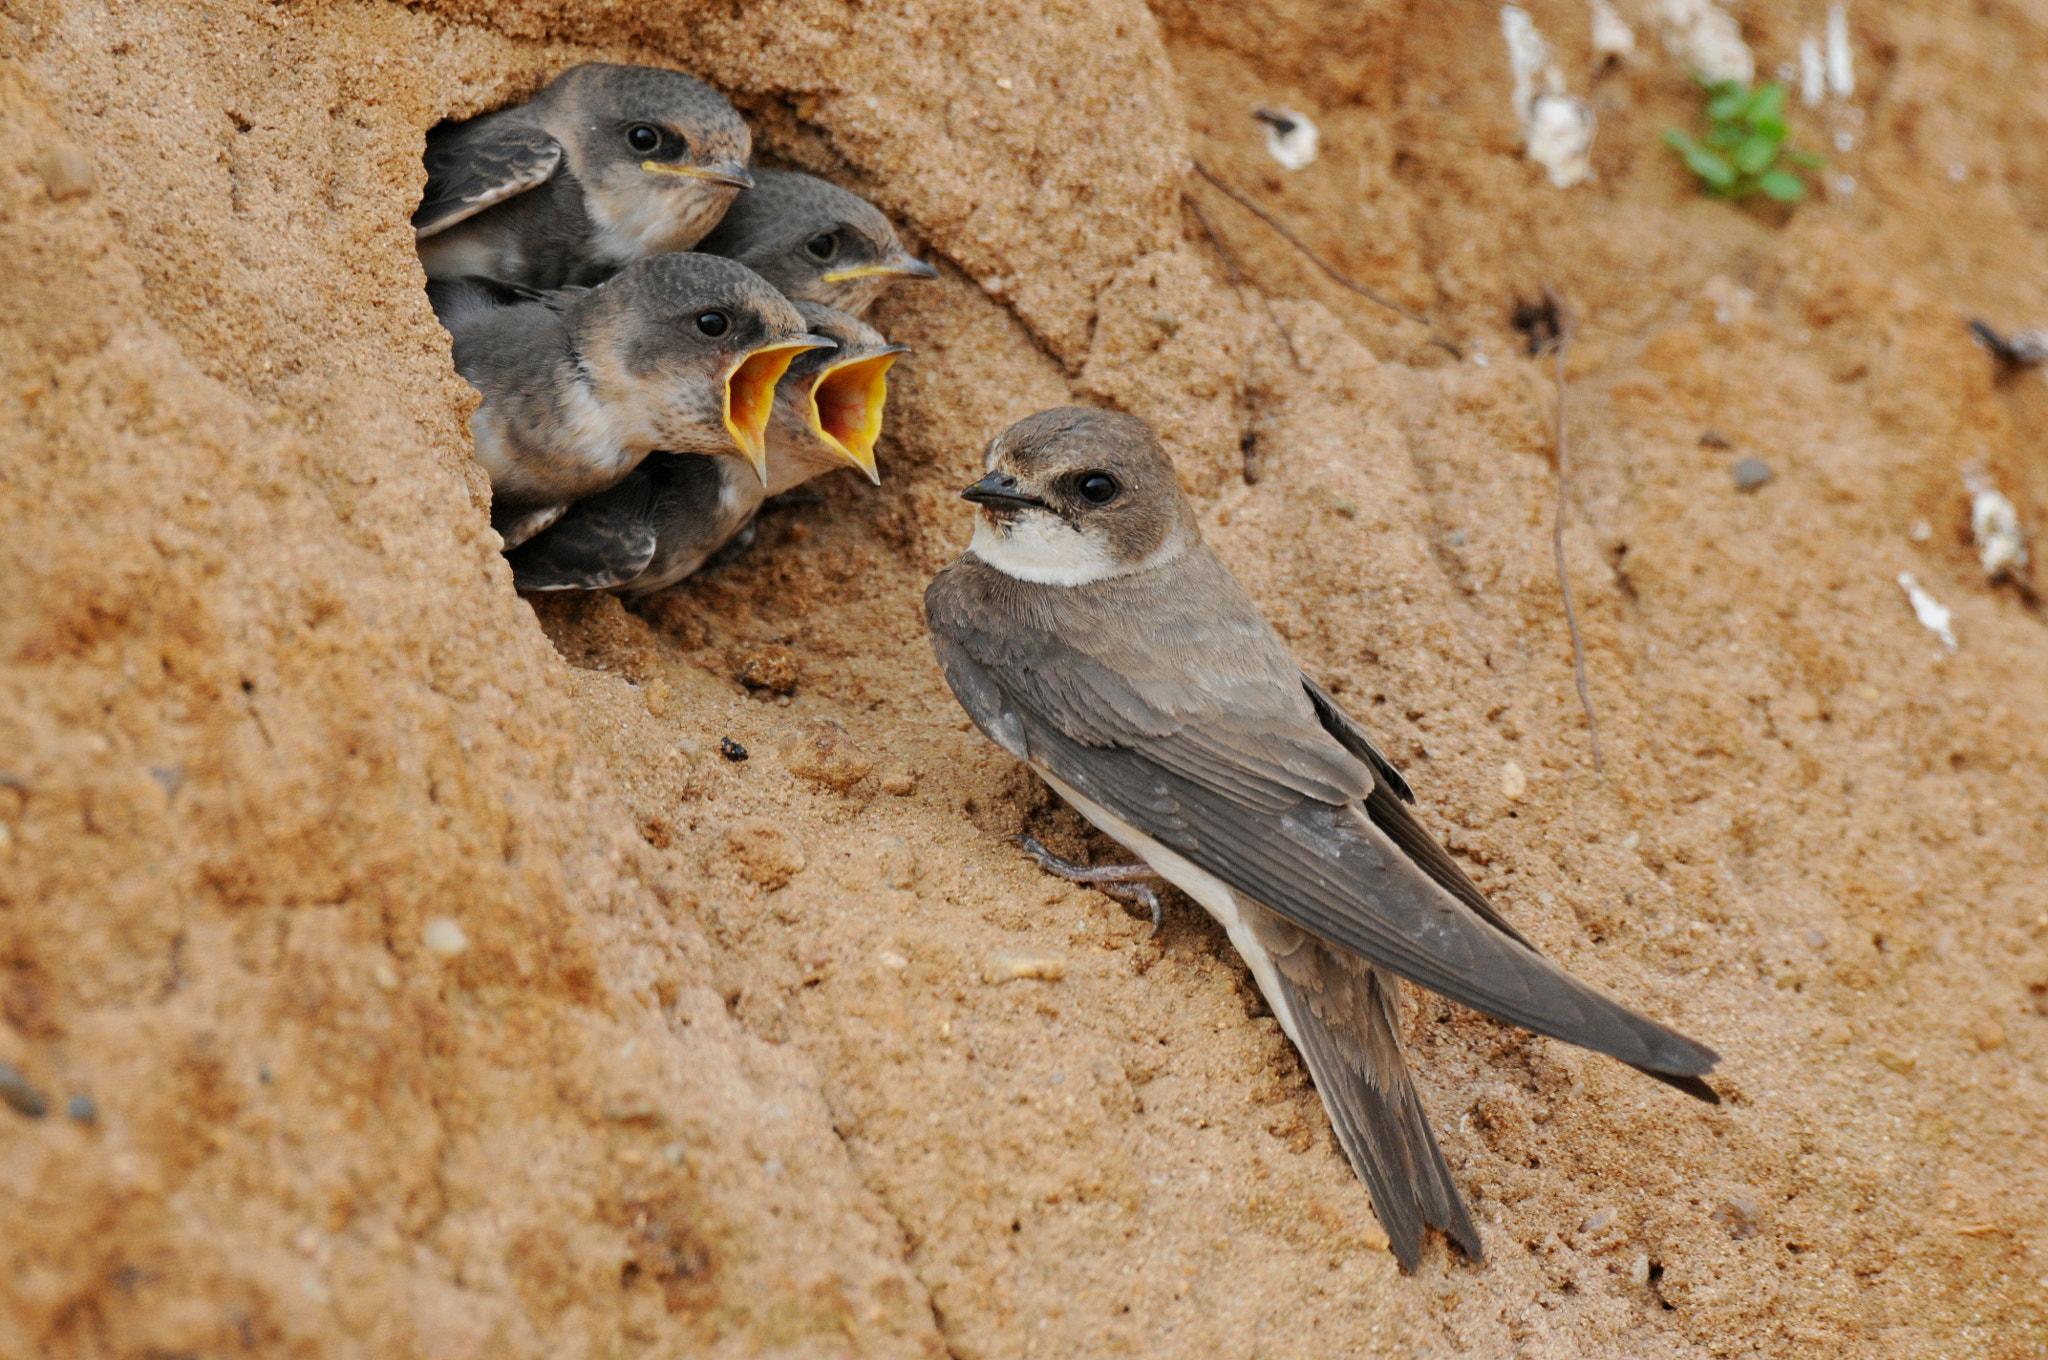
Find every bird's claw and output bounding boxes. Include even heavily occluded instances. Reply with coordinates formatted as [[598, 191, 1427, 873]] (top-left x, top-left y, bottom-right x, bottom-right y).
[[1015, 836, 1165, 934]]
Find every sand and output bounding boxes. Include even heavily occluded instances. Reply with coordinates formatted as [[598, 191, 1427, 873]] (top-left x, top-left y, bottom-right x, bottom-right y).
[[3, 0, 2046, 1355]]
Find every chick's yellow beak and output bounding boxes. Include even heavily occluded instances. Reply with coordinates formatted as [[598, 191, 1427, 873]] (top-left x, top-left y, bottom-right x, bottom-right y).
[[807, 346, 908, 485], [819, 252, 940, 285], [724, 337, 832, 483], [643, 159, 755, 190]]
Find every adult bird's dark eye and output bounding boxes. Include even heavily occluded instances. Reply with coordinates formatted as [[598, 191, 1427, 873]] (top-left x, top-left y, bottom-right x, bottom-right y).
[[1079, 473, 1119, 504], [803, 232, 838, 262], [626, 125, 661, 154], [695, 311, 729, 337]]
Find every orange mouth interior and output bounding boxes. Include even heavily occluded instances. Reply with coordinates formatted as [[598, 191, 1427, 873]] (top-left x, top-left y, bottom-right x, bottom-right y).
[[723, 344, 810, 481], [809, 352, 901, 485]]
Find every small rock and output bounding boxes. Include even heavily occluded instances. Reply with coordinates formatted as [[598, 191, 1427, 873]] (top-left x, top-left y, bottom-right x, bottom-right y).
[[1698, 429, 1731, 449], [0, 1061, 47, 1119], [1874, 1047, 1917, 1075], [67, 1093, 97, 1124], [1629, 1254, 1651, 1287], [676, 738, 704, 761], [1581, 1207, 1615, 1233], [423, 917, 468, 957], [373, 960, 400, 991], [777, 719, 874, 793], [877, 951, 909, 971], [982, 950, 1068, 984], [1970, 1019, 2005, 1052], [1147, 310, 1181, 338], [735, 644, 801, 695], [879, 769, 917, 797], [719, 737, 748, 762], [1731, 457, 1774, 492], [36, 144, 95, 201], [1500, 761, 1528, 801], [723, 818, 805, 888], [1711, 1188, 1761, 1240], [643, 678, 673, 718], [1816, 1019, 1853, 1046]]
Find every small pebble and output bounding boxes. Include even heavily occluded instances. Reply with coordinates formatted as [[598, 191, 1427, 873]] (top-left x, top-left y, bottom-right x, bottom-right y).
[[36, 143, 95, 201], [1712, 1188, 1761, 1240], [877, 951, 909, 971], [67, 1093, 97, 1124], [1500, 761, 1527, 801], [0, 1061, 47, 1119], [1731, 457, 1774, 492], [777, 719, 874, 792], [676, 738, 704, 761], [1629, 1254, 1651, 1286], [1581, 1207, 1615, 1233], [1971, 1019, 2005, 1052], [982, 950, 1068, 984], [1874, 1047, 1917, 1075], [720, 736, 748, 762], [879, 769, 917, 797], [422, 917, 469, 957], [1148, 310, 1181, 338], [735, 644, 801, 695], [373, 961, 400, 991], [643, 678, 673, 718], [1698, 429, 1731, 449]]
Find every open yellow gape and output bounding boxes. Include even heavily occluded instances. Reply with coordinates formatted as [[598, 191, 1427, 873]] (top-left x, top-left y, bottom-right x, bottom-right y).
[[722, 343, 815, 482], [806, 349, 906, 485]]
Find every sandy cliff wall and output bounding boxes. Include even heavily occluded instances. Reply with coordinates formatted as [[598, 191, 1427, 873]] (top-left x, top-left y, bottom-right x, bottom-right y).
[[3, 1, 2047, 1357]]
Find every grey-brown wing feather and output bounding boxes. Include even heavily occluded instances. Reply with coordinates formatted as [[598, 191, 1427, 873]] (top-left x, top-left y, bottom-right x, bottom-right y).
[[926, 563, 1719, 1085], [506, 465, 664, 591], [415, 117, 562, 239], [1250, 904, 1481, 1269]]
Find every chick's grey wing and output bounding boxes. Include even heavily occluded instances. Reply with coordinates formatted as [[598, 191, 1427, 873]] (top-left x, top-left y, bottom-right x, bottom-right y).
[[415, 118, 563, 239], [505, 469, 662, 591], [1250, 906, 1480, 1269], [925, 572, 1718, 1086]]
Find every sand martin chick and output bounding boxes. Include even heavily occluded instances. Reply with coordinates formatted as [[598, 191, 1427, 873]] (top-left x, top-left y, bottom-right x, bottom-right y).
[[414, 63, 754, 290], [924, 409, 1721, 1270], [428, 253, 830, 547], [696, 169, 937, 316], [506, 300, 906, 594]]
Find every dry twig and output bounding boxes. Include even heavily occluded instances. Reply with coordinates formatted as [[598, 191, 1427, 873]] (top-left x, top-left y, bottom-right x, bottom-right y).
[[1182, 191, 1303, 370], [1542, 286, 1603, 773], [1189, 160, 1462, 358]]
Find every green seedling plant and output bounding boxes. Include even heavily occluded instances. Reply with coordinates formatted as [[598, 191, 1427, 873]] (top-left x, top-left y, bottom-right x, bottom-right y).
[[1664, 80, 1821, 202]]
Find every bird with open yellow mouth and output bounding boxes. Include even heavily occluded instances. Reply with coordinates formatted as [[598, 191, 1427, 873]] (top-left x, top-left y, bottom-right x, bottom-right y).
[[414, 62, 756, 291], [504, 301, 908, 596], [425, 253, 830, 551], [696, 169, 939, 317]]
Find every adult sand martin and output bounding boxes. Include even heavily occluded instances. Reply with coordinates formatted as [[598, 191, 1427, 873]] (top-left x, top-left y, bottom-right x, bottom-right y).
[[923, 408, 1721, 1270], [696, 169, 938, 316], [428, 253, 829, 548], [507, 300, 906, 594], [414, 63, 753, 290]]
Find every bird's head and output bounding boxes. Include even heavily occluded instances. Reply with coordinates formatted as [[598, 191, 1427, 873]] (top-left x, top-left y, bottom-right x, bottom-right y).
[[549, 64, 754, 234], [696, 170, 937, 317], [573, 253, 831, 483], [962, 409, 1196, 586]]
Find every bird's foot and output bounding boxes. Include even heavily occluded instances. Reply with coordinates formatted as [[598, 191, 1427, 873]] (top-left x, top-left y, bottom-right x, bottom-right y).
[[1016, 835, 1164, 935]]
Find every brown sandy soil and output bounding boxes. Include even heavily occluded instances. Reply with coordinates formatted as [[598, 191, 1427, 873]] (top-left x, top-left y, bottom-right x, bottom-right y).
[[4, 0, 2047, 1356]]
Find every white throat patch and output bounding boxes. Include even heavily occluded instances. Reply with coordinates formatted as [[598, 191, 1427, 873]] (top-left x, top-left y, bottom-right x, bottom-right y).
[[969, 510, 1118, 586]]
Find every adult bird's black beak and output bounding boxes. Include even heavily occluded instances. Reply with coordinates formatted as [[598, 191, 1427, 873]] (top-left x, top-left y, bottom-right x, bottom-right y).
[[961, 471, 1046, 511]]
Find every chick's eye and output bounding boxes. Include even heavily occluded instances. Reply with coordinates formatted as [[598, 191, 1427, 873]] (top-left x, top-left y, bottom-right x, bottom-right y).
[[695, 311, 730, 337], [626, 124, 662, 154], [803, 232, 839, 262], [1078, 473, 1119, 505]]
